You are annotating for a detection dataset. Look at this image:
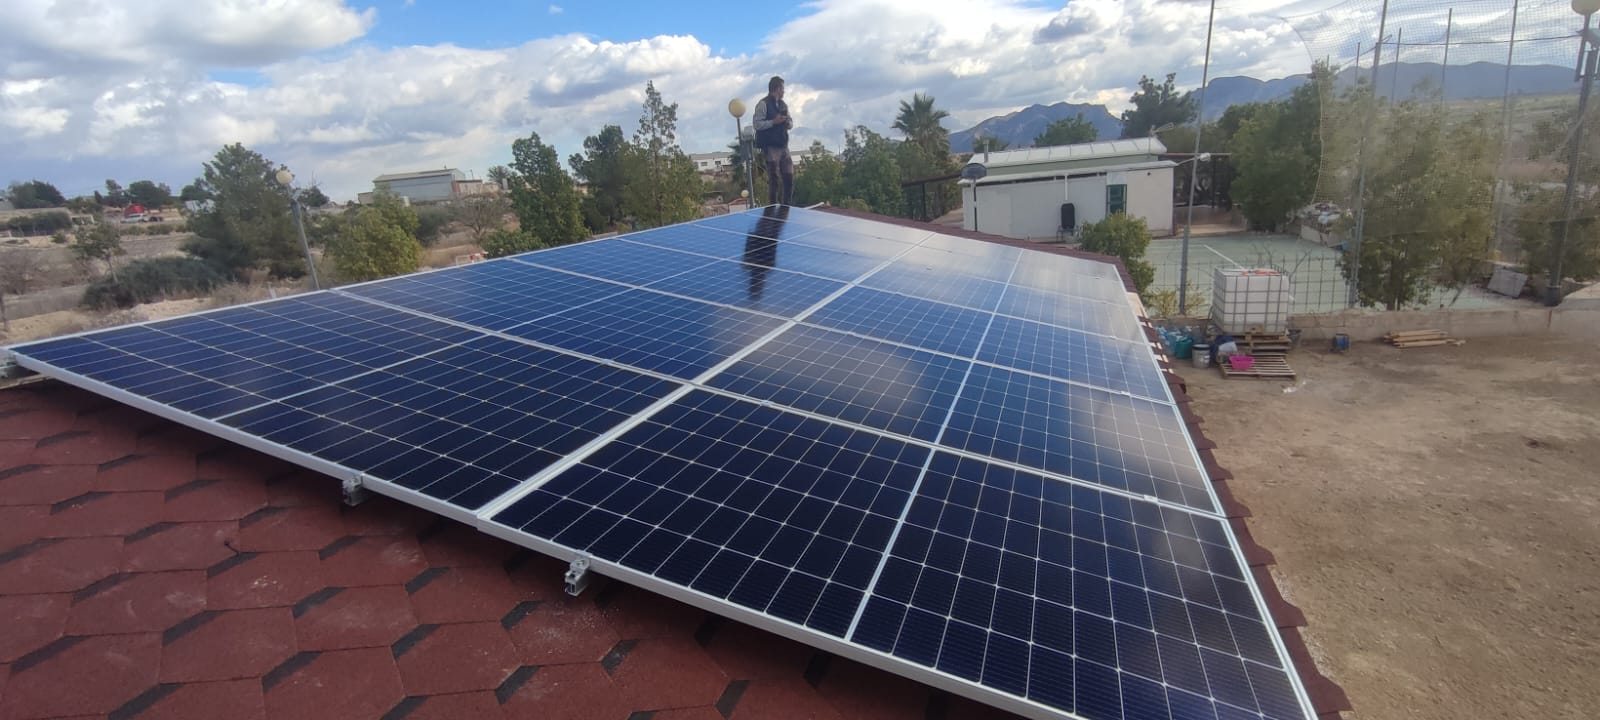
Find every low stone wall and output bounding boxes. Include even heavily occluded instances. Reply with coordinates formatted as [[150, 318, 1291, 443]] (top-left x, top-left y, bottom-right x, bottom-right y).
[[1290, 305, 1600, 341]]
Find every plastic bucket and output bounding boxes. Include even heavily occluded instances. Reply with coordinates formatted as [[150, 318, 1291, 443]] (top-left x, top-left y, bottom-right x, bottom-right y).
[[1331, 333, 1350, 353], [1228, 355, 1255, 371], [1173, 336, 1194, 360], [1191, 344, 1211, 369]]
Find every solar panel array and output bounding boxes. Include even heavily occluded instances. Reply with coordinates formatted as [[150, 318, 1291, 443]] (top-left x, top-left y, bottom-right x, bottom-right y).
[[7, 206, 1314, 720]]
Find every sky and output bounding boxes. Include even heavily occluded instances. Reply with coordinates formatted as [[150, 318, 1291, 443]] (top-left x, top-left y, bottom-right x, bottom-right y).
[[0, 0, 1563, 202]]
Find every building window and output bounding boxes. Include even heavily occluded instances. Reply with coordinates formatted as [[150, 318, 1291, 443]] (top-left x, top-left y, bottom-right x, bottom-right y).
[[1107, 184, 1127, 215]]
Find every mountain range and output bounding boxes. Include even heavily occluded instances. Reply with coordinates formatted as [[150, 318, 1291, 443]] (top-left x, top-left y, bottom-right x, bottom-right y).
[[948, 61, 1578, 153]]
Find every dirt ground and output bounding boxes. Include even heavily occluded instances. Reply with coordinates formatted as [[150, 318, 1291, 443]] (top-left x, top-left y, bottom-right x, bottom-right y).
[[1177, 335, 1600, 720]]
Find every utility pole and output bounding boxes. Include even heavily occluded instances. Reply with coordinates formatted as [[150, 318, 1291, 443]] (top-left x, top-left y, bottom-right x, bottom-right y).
[[1178, 0, 1217, 316], [1549, 11, 1600, 306], [1348, 0, 1392, 308]]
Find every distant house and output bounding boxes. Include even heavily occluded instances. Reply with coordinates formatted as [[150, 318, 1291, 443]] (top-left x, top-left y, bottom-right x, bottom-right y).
[[372, 168, 467, 203], [961, 138, 1176, 239], [690, 152, 733, 174]]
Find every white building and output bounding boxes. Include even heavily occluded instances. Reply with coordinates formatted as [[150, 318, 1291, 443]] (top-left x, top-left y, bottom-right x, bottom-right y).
[[373, 168, 467, 203], [690, 152, 734, 174], [960, 138, 1176, 240]]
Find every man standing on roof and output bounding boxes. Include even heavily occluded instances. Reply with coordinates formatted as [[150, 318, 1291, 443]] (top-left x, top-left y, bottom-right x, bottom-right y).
[[752, 76, 794, 207]]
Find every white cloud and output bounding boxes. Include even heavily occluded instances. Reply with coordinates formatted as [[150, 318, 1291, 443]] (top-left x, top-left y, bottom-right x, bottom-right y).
[[549, 4, 564, 14], [0, 0, 1355, 201]]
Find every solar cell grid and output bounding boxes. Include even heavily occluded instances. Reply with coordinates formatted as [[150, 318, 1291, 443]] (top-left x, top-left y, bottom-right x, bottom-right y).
[[1008, 260, 1130, 304], [11, 294, 482, 419], [691, 206, 848, 238], [853, 452, 1305, 720], [342, 259, 628, 331], [977, 315, 1170, 400], [861, 263, 1011, 312], [804, 287, 992, 358], [491, 390, 930, 637], [522, 238, 720, 285], [641, 258, 846, 318], [898, 246, 1016, 284], [221, 335, 679, 510], [997, 285, 1147, 342], [504, 287, 785, 379], [789, 229, 921, 259], [706, 324, 969, 442], [942, 363, 1215, 511], [625, 230, 884, 283]]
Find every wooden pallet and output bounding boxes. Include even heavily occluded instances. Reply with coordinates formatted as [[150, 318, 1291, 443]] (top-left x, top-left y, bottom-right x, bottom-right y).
[[1218, 354, 1297, 379], [1383, 329, 1465, 348]]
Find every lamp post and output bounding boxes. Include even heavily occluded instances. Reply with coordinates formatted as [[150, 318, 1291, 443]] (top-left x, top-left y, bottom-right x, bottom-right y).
[[1547, 0, 1600, 306], [274, 169, 321, 290], [728, 98, 756, 209]]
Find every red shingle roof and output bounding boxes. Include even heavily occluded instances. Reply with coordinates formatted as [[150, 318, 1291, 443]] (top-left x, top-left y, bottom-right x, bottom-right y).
[[0, 382, 1021, 720]]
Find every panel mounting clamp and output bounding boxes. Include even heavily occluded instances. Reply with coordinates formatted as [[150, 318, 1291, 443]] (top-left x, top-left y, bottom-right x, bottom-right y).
[[564, 555, 593, 596], [342, 474, 372, 506]]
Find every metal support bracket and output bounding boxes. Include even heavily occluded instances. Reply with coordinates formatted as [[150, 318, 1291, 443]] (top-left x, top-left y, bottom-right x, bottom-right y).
[[564, 556, 592, 596], [0, 353, 28, 380], [342, 474, 372, 506]]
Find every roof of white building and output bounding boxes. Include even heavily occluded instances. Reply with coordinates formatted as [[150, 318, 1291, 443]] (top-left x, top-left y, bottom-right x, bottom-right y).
[[974, 138, 1167, 170], [374, 168, 462, 182]]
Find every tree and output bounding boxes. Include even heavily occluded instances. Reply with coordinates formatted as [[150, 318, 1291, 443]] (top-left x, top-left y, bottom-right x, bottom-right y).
[[65, 196, 100, 214], [1120, 73, 1197, 139], [1034, 114, 1098, 147], [485, 165, 512, 191], [297, 186, 331, 208], [179, 183, 210, 204], [183, 143, 301, 280], [838, 126, 903, 216], [510, 131, 586, 246], [971, 135, 1010, 153], [126, 180, 174, 209], [71, 220, 126, 282], [6, 180, 66, 209], [893, 92, 952, 157], [0, 248, 41, 331], [482, 229, 543, 258], [1339, 96, 1498, 309], [624, 81, 702, 227], [1078, 213, 1156, 294], [326, 204, 421, 282], [793, 141, 843, 207], [1518, 97, 1600, 284], [458, 194, 510, 243], [103, 179, 129, 207], [568, 124, 629, 232]]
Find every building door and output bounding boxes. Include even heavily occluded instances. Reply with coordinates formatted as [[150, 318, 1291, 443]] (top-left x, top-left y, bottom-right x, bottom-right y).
[[1106, 184, 1127, 216]]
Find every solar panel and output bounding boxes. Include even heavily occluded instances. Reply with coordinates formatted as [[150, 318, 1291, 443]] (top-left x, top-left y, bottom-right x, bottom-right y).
[[6, 206, 1316, 720]]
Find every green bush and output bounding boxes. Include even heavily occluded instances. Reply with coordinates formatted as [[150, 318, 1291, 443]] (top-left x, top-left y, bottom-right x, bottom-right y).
[[482, 229, 543, 258], [82, 257, 227, 310], [5, 211, 73, 236], [415, 207, 454, 247], [1078, 212, 1157, 294]]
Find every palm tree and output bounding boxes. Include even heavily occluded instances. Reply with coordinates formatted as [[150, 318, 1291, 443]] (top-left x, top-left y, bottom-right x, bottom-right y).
[[893, 93, 951, 157], [486, 165, 511, 190]]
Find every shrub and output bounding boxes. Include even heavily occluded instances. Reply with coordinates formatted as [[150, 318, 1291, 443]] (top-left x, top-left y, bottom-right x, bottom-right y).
[[415, 206, 455, 247], [482, 229, 543, 258], [1078, 212, 1156, 294], [82, 257, 227, 310], [5, 211, 73, 236]]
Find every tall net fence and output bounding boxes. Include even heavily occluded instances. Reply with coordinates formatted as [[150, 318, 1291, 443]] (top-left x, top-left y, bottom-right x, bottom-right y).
[[1279, 0, 1593, 308]]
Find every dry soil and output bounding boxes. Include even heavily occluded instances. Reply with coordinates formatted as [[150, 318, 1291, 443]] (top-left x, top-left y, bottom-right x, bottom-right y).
[[1177, 335, 1600, 720]]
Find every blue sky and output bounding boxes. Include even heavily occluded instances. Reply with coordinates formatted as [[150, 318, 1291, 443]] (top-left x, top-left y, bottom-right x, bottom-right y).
[[0, 0, 1566, 201]]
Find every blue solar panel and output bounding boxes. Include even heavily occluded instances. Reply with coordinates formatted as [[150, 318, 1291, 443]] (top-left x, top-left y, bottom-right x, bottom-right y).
[[997, 285, 1148, 342], [490, 390, 929, 637], [505, 288, 784, 379], [9, 211, 1316, 720], [343, 259, 628, 331], [941, 363, 1215, 512], [805, 287, 992, 358], [642, 258, 846, 318], [222, 336, 678, 510], [523, 238, 720, 285], [853, 453, 1304, 720], [977, 315, 1170, 400], [11, 294, 482, 418], [861, 262, 1011, 311], [706, 324, 969, 442], [691, 206, 848, 238]]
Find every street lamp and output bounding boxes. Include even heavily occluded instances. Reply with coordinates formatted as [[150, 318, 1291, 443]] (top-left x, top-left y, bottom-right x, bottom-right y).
[[274, 169, 322, 290], [1548, 0, 1600, 305], [728, 98, 756, 209]]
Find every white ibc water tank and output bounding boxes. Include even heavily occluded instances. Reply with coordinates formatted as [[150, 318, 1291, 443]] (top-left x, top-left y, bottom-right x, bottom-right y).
[[1211, 268, 1292, 334]]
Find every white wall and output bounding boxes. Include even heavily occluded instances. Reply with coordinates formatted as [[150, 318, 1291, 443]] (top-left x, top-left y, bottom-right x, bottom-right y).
[[1066, 176, 1108, 231], [1120, 166, 1174, 236]]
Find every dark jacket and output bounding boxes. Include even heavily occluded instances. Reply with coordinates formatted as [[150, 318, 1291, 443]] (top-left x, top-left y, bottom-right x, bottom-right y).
[[753, 95, 790, 149]]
